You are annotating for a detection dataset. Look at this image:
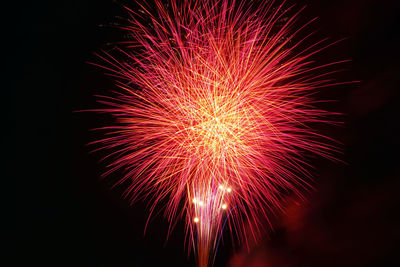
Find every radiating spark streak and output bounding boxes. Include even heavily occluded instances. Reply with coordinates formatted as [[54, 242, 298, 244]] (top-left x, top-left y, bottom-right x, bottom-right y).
[[92, 0, 344, 266]]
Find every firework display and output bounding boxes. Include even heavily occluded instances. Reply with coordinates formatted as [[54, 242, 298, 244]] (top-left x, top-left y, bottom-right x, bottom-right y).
[[93, 0, 341, 266]]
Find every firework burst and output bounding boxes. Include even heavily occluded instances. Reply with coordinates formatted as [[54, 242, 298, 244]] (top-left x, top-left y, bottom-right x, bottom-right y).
[[92, 0, 342, 266]]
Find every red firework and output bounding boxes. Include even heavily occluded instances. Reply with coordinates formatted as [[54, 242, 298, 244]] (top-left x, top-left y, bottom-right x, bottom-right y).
[[92, 0, 343, 266]]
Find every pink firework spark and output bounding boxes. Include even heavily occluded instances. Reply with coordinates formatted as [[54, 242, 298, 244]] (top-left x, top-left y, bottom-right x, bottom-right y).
[[91, 0, 344, 266]]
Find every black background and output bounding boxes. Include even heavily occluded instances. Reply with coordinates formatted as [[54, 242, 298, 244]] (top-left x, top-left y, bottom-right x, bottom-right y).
[[5, 0, 400, 266]]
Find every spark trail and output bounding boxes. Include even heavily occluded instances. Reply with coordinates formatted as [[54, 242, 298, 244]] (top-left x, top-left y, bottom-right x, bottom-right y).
[[93, 0, 342, 266]]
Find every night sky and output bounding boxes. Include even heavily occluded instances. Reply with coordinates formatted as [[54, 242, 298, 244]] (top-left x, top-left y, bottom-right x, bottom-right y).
[[6, 0, 400, 266]]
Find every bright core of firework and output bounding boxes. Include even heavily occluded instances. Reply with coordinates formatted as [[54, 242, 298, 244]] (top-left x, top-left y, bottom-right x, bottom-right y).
[[93, 0, 340, 266]]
